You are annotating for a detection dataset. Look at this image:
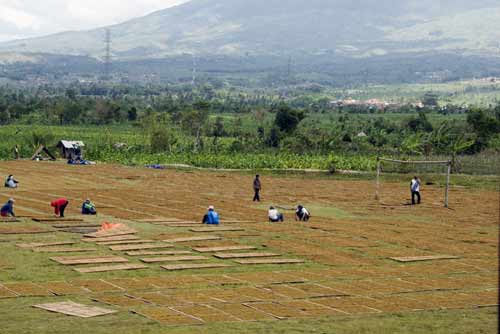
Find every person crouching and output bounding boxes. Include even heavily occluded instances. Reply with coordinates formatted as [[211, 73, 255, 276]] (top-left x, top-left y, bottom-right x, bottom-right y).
[[1, 198, 15, 217], [268, 206, 284, 223], [5, 175, 19, 188], [51, 198, 69, 218], [82, 199, 97, 215], [203, 206, 220, 225], [295, 205, 310, 222]]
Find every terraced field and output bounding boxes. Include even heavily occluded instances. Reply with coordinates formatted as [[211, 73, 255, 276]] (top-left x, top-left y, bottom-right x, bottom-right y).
[[0, 160, 497, 333]]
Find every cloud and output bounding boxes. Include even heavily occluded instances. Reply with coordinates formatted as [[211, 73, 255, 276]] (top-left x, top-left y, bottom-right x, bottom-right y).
[[0, 0, 189, 42]]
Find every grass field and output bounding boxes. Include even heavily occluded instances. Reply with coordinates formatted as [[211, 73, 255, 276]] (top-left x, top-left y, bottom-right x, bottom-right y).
[[0, 160, 498, 333]]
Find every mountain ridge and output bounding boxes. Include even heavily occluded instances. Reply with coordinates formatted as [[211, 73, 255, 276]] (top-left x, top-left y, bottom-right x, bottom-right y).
[[1, 0, 499, 61]]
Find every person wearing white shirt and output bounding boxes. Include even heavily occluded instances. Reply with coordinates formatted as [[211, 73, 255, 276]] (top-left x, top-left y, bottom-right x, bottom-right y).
[[411, 176, 421, 205], [295, 205, 310, 222], [268, 206, 284, 223], [4, 175, 18, 189]]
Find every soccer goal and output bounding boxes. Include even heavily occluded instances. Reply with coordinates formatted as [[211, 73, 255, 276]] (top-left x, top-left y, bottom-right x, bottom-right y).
[[375, 157, 452, 208]]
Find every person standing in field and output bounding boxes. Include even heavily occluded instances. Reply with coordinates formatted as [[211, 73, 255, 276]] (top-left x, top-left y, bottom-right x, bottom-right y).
[[411, 176, 421, 205], [1, 198, 15, 217], [51, 198, 69, 217], [253, 174, 261, 202]]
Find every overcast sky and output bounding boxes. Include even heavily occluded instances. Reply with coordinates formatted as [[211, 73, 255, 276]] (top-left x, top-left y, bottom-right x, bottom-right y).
[[0, 0, 190, 42]]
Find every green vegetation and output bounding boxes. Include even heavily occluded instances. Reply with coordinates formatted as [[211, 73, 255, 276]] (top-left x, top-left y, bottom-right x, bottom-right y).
[[0, 84, 499, 174]]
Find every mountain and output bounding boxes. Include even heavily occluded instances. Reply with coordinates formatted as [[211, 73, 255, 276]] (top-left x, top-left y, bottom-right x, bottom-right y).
[[1, 0, 500, 60]]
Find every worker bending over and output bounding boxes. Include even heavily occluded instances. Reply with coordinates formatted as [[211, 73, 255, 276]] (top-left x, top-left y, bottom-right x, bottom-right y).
[[51, 198, 69, 217]]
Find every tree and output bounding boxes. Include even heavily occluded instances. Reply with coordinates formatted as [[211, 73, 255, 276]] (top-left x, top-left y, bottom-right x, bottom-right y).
[[267, 127, 280, 148], [273, 104, 305, 133], [467, 108, 500, 152], [128, 107, 138, 122], [212, 116, 225, 151], [407, 112, 433, 132], [181, 109, 209, 152]]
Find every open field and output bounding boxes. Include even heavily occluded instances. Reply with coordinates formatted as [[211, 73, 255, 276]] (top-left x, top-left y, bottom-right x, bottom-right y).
[[0, 160, 498, 333]]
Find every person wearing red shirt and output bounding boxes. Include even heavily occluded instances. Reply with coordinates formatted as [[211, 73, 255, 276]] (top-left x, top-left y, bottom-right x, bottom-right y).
[[51, 198, 69, 217]]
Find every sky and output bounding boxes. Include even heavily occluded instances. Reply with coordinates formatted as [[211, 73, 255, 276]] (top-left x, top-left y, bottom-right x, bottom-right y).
[[0, 0, 190, 42]]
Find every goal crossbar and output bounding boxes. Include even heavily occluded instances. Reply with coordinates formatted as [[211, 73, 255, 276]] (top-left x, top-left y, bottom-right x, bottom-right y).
[[378, 158, 450, 165], [375, 157, 452, 208]]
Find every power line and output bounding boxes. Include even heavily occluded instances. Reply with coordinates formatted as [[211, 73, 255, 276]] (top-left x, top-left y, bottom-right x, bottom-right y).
[[191, 54, 197, 86], [104, 28, 112, 80]]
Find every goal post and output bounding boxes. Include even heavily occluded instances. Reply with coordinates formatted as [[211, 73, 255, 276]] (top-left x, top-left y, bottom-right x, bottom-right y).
[[375, 157, 452, 208]]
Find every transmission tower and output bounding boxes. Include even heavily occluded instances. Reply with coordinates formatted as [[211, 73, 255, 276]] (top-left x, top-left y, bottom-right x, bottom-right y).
[[104, 28, 112, 80], [191, 54, 197, 86], [287, 55, 292, 80]]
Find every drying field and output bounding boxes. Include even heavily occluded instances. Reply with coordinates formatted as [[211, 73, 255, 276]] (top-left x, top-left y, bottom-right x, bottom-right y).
[[0, 160, 498, 334]]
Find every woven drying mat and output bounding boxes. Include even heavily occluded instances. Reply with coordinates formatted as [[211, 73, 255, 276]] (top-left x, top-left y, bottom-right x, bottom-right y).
[[131, 306, 203, 325], [50, 255, 129, 265], [74, 263, 148, 273], [136, 217, 180, 223], [126, 250, 192, 256], [96, 239, 153, 246], [140, 256, 207, 263], [152, 221, 199, 225], [82, 235, 140, 243], [58, 227, 99, 234], [163, 236, 221, 243], [16, 241, 76, 249], [84, 226, 137, 238], [33, 301, 116, 318], [109, 243, 173, 251], [0, 218, 20, 223], [0, 226, 53, 234], [193, 245, 257, 253], [189, 227, 245, 233], [33, 217, 84, 222], [389, 255, 460, 262], [52, 224, 101, 228], [153, 223, 202, 227], [234, 259, 305, 265], [214, 252, 279, 259], [33, 247, 97, 253], [162, 263, 232, 271]]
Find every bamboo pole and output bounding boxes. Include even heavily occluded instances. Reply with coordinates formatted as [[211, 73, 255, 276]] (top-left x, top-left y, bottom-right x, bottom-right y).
[[375, 157, 381, 200], [445, 160, 451, 208]]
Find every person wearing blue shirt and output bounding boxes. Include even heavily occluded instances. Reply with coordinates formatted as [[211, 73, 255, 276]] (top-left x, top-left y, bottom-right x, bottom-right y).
[[203, 206, 220, 225]]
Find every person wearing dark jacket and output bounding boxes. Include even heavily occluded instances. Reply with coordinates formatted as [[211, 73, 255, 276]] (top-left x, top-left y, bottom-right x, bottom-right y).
[[81, 199, 97, 215], [51, 198, 69, 217], [1, 198, 15, 217], [253, 175, 261, 202]]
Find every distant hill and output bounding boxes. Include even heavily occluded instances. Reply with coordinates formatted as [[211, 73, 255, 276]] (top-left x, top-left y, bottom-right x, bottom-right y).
[[1, 0, 499, 60]]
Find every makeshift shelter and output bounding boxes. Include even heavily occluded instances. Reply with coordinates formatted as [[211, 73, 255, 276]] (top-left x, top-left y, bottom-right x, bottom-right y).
[[31, 145, 56, 161], [57, 141, 85, 159]]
